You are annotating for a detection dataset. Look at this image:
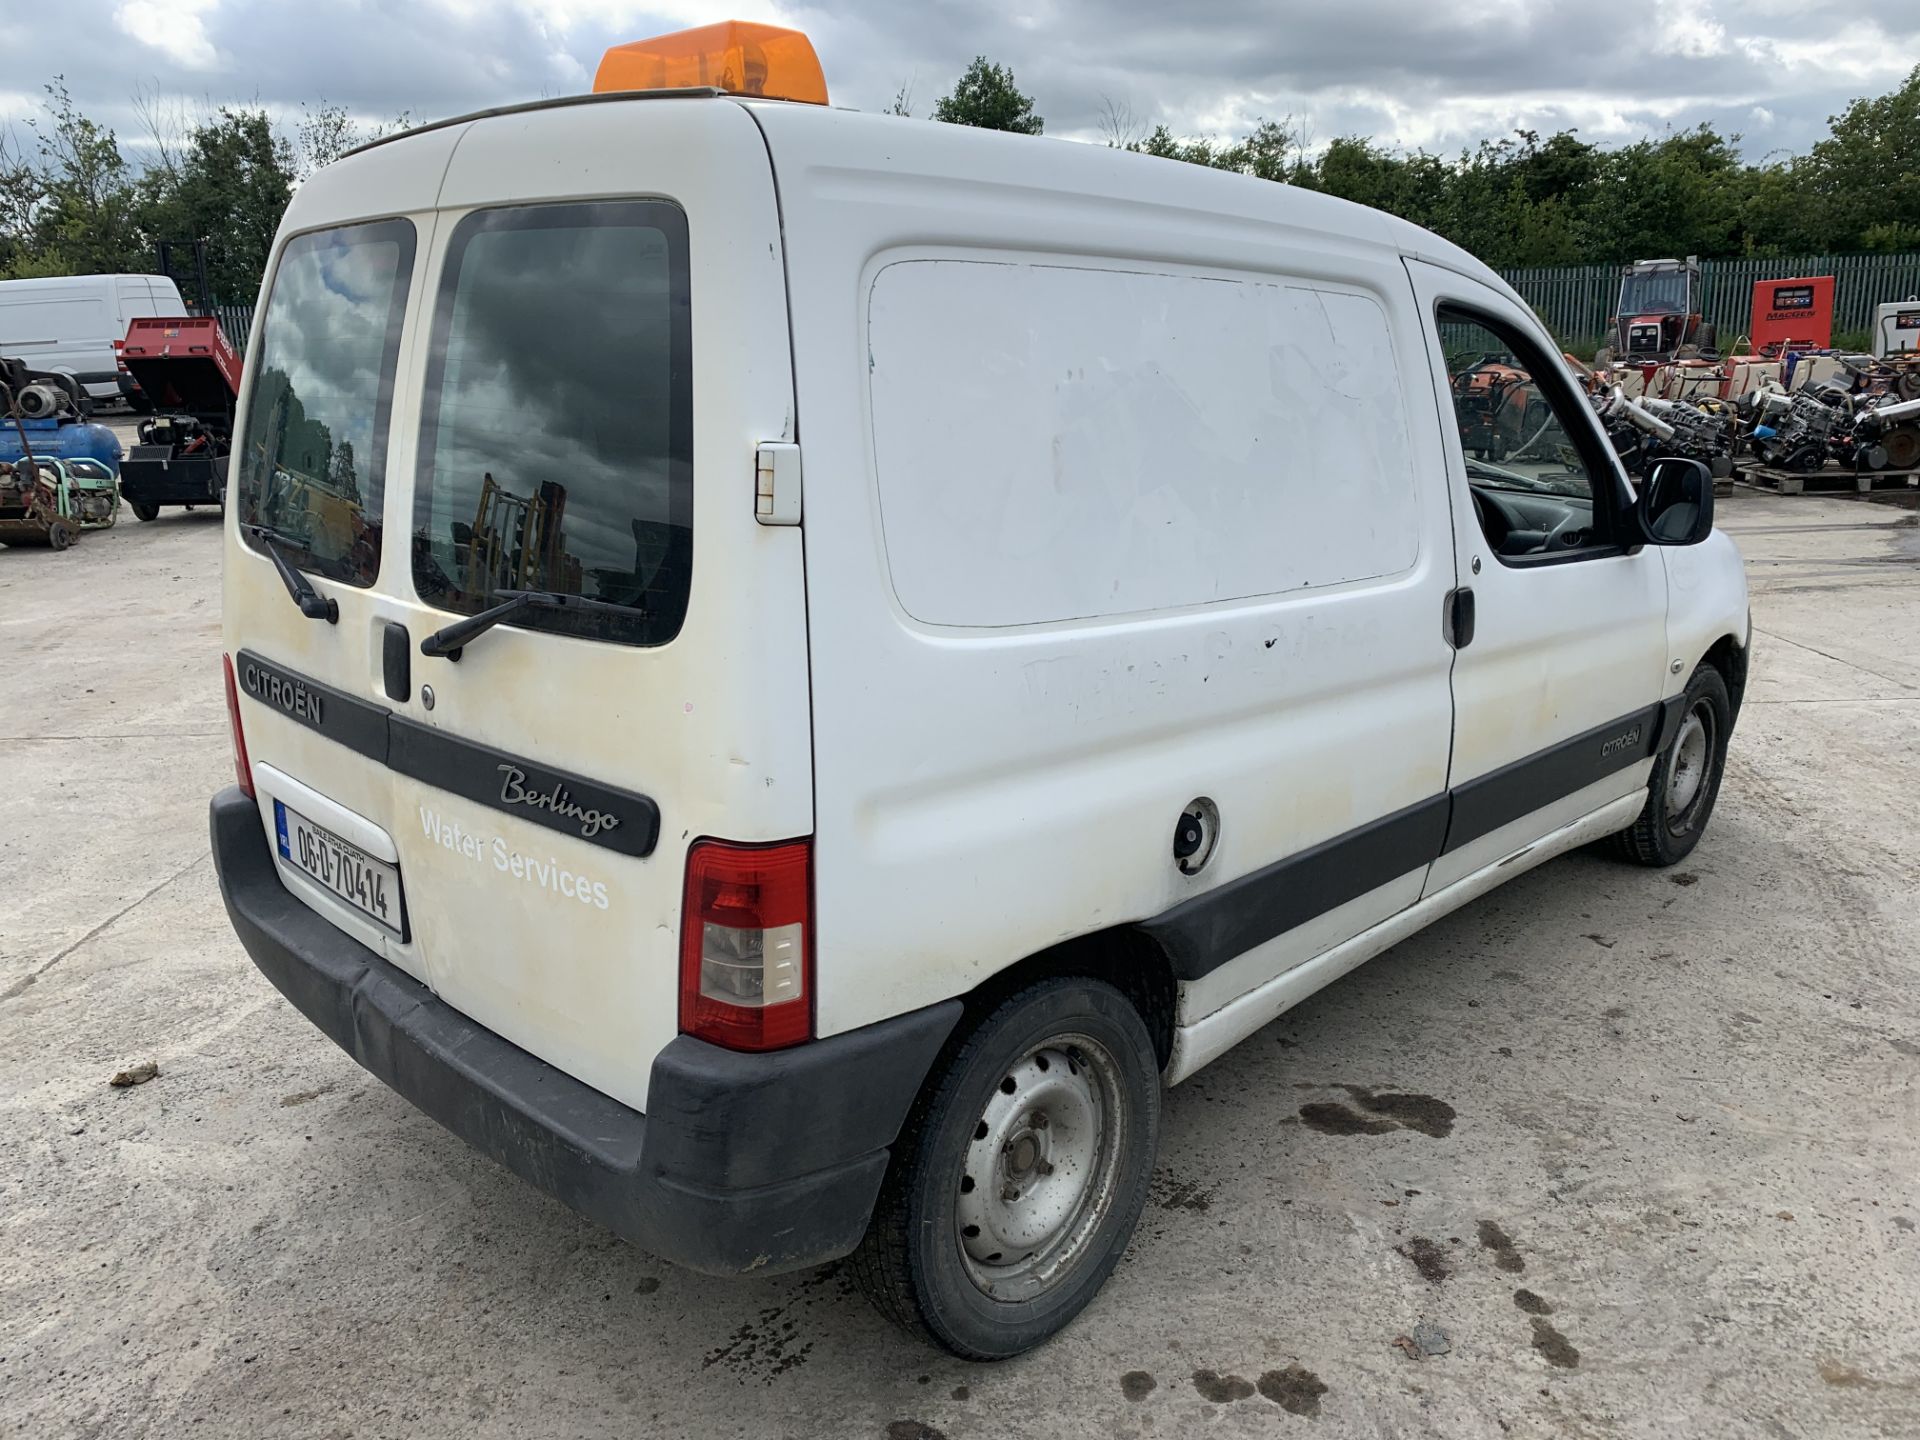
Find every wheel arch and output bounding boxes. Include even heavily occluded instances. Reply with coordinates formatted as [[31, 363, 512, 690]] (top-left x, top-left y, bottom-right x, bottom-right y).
[[954, 926, 1179, 1075], [1701, 630, 1749, 721]]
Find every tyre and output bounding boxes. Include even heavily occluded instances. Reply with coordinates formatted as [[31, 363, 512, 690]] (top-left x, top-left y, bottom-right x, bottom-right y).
[[1608, 664, 1731, 867], [851, 976, 1161, 1359], [130, 502, 159, 522], [46, 520, 73, 551]]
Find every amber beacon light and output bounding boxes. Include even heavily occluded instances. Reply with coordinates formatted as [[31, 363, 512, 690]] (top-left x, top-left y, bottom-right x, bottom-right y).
[[593, 21, 830, 105]]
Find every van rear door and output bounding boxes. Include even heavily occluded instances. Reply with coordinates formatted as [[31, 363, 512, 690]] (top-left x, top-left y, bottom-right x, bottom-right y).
[[225, 98, 810, 1112]]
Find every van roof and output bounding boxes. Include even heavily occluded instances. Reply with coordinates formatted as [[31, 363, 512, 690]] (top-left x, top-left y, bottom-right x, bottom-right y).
[[340, 91, 1516, 309], [0, 273, 177, 290]]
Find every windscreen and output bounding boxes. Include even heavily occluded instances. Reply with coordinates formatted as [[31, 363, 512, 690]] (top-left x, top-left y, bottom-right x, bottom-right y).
[[235, 219, 415, 587], [410, 200, 693, 647], [1619, 272, 1689, 317]]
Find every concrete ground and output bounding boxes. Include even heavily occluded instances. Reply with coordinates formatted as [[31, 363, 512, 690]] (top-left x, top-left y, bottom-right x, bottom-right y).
[[2, 482, 1917, 1440]]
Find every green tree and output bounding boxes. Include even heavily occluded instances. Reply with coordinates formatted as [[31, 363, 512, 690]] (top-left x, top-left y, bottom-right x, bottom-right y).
[[932, 58, 1043, 135], [138, 107, 295, 302], [1789, 64, 1920, 251], [296, 102, 410, 178], [5, 78, 144, 278], [0, 129, 45, 275]]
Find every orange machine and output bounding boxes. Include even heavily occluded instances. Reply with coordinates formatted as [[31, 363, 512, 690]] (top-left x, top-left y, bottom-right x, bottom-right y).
[[1748, 276, 1834, 353]]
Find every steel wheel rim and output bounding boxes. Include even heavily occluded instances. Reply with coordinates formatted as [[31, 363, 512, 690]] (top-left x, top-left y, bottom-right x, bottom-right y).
[[955, 1033, 1125, 1303], [1665, 705, 1713, 821]]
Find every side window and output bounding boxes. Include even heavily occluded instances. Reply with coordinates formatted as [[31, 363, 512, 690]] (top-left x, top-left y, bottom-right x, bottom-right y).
[[411, 200, 693, 648], [1437, 306, 1619, 563], [237, 219, 416, 589], [868, 259, 1421, 628]]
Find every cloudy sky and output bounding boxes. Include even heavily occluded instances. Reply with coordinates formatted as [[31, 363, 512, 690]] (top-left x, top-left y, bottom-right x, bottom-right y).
[[4, 0, 1915, 164]]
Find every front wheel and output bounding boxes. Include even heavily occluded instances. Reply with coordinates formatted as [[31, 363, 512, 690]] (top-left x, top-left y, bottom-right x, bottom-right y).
[[130, 501, 160, 522], [851, 976, 1160, 1359], [46, 520, 74, 551], [1608, 664, 1731, 867]]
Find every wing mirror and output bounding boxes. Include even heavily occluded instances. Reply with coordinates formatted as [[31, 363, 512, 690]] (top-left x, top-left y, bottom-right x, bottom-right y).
[[1634, 456, 1714, 546]]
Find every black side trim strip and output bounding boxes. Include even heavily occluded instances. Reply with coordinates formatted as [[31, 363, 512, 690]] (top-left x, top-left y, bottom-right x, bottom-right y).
[[1441, 703, 1662, 855], [1146, 701, 1671, 982], [390, 716, 660, 859], [236, 649, 390, 763], [235, 648, 659, 857], [1654, 693, 1688, 753], [1140, 794, 1451, 983]]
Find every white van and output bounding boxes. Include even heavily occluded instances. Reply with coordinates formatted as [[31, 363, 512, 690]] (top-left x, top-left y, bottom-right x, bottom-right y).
[[211, 23, 1750, 1359], [0, 273, 188, 404]]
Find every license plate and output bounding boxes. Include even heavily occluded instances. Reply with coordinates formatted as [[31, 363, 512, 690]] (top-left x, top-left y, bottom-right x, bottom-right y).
[[275, 800, 406, 938]]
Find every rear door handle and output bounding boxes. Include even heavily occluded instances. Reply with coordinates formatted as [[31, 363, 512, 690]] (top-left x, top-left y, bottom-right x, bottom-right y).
[[382, 621, 412, 703]]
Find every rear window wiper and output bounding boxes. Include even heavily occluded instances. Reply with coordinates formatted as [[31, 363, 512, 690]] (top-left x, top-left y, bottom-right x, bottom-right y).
[[420, 589, 648, 660], [246, 524, 339, 624]]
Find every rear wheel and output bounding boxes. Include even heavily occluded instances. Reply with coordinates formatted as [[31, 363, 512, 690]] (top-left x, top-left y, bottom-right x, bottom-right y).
[[851, 976, 1160, 1359], [46, 520, 73, 551], [130, 501, 159, 522], [1608, 664, 1731, 867]]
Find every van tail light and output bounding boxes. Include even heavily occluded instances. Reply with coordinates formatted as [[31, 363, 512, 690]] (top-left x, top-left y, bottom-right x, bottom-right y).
[[679, 838, 812, 1052], [222, 653, 254, 799]]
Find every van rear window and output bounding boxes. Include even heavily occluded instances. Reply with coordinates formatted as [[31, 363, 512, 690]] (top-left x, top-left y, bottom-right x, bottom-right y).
[[410, 200, 692, 647], [237, 219, 416, 588]]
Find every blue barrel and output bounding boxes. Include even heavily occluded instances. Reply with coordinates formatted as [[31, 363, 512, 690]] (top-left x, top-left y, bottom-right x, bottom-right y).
[[0, 416, 124, 474]]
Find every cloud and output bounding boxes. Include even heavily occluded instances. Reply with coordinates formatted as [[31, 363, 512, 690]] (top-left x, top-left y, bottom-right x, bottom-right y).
[[113, 0, 221, 71], [11, 0, 1916, 169]]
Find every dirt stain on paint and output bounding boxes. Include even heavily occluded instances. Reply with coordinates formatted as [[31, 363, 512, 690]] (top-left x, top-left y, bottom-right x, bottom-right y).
[[1258, 1364, 1329, 1417], [1298, 1087, 1456, 1139], [1478, 1220, 1525, 1273], [1397, 1236, 1451, 1286], [1120, 1371, 1156, 1401], [1512, 1288, 1553, 1315], [886, 1424, 947, 1440], [1530, 1317, 1580, 1369], [1192, 1369, 1255, 1403]]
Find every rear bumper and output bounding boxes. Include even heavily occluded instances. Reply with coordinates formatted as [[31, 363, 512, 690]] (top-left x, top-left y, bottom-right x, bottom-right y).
[[209, 787, 959, 1275]]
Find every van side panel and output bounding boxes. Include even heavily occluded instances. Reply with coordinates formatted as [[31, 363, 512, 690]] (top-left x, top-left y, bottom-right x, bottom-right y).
[[756, 106, 1460, 1041]]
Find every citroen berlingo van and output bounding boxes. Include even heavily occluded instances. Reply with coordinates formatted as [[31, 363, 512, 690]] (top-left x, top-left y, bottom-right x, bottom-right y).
[[211, 21, 1750, 1359]]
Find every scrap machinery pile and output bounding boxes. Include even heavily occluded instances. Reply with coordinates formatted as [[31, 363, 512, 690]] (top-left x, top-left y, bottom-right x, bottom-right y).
[[1579, 346, 1920, 481]]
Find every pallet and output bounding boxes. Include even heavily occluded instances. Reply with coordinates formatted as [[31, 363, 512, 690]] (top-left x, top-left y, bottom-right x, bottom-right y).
[[1733, 462, 1920, 496]]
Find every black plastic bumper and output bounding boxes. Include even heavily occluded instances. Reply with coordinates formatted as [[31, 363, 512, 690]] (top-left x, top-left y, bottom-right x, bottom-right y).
[[119, 455, 224, 507], [209, 787, 959, 1275]]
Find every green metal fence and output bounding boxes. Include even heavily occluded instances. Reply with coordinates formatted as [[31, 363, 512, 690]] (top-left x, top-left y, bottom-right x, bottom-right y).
[[202, 252, 1920, 366], [205, 302, 253, 354], [1499, 252, 1920, 347]]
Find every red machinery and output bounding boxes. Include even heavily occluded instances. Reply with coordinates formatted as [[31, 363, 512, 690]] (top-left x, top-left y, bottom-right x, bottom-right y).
[[117, 316, 242, 521], [1748, 275, 1834, 353], [1602, 257, 1715, 365]]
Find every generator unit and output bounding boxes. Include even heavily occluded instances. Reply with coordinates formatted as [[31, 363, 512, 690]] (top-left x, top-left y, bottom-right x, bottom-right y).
[[1749, 275, 1835, 353], [1874, 297, 1920, 360], [116, 316, 241, 521]]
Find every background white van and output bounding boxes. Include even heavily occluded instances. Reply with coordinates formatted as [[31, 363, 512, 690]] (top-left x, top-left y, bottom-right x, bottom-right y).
[[0, 273, 188, 404]]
